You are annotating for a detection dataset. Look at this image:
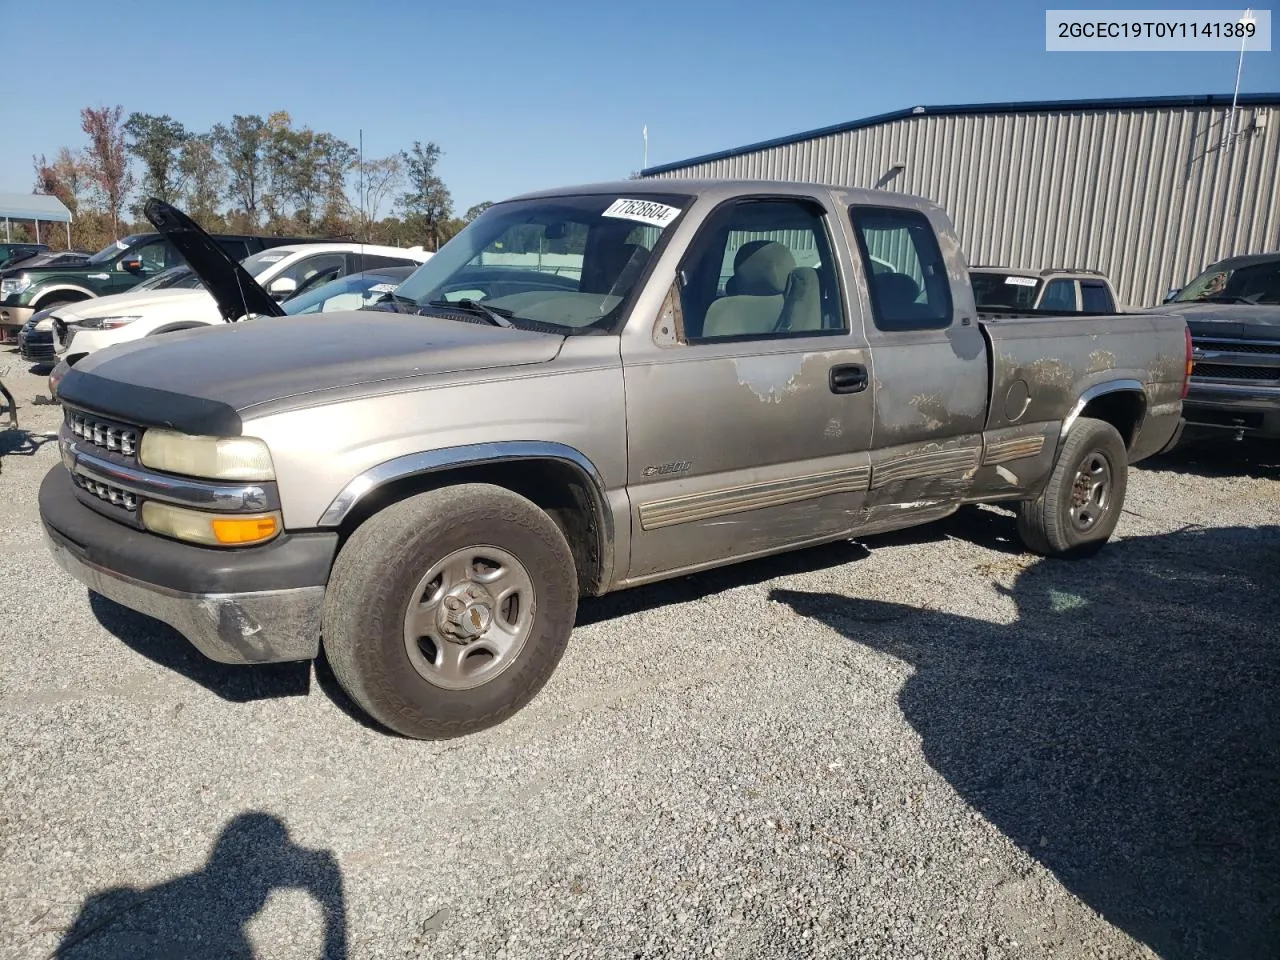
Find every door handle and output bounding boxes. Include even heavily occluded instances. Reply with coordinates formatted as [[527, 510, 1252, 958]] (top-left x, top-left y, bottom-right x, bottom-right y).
[[829, 363, 868, 394]]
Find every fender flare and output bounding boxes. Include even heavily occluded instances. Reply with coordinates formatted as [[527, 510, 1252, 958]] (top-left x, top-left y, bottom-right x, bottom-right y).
[[1057, 378, 1148, 452], [32, 285, 96, 308], [316, 440, 616, 588]]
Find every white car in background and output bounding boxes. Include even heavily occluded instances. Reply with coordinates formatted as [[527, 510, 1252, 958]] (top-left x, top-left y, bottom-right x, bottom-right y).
[[51, 242, 431, 365]]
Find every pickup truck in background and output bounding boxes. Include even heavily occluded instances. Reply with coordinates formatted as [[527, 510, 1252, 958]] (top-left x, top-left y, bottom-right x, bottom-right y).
[[0, 229, 336, 342], [969, 266, 1120, 314], [40, 183, 1190, 741], [1149, 251, 1280, 441]]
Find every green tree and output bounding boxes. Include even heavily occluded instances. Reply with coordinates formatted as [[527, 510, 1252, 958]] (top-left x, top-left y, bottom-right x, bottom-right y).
[[463, 201, 493, 223], [124, 112, 189, 210], [397, 141, 452, 250], [212, 114, 267, 227], [177, 134, 226, 225]]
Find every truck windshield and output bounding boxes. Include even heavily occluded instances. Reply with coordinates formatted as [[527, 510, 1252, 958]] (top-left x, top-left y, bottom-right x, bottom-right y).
[[84, 236, 143, 265], [390, 193, 690, 334], [970, 271, 1041, 309], [1174, 260, 1280, 305]]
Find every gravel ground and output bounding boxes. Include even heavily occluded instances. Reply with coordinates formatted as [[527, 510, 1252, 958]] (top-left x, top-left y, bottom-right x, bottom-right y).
[[1, 355, 1277, 960]]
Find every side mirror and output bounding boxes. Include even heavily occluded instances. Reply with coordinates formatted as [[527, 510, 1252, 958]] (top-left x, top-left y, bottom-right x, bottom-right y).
[[120, 257, 144, 273], [268, 275, 297, 300]]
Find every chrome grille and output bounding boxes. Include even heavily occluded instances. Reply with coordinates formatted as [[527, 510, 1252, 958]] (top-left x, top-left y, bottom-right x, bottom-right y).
[[73, 473, 139, 511], [1193, 363, 1280, 382], [65, 409, 140, 457], [1192, 338, 1280, 357]]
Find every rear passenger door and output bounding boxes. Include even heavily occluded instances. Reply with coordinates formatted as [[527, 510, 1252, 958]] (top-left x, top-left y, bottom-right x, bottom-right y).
[[621, 195, 875, 581], [845, 204, 988, 534]]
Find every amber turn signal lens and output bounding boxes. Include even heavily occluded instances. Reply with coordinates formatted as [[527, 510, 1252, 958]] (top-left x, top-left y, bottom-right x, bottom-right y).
[[211, 515, 279, 545]]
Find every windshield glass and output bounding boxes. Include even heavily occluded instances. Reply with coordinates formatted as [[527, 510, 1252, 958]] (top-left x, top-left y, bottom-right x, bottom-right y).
[[390, 193, 690, 334], [970, 271, 1041, 309], [135, 265, 196, 291], [239, 249, 295, 278], [284, 271, 406, 315], [1174, 260, 1280, 304], [85, 236, 141, 265]]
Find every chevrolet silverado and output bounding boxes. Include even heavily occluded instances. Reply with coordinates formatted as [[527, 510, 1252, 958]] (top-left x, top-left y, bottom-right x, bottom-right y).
[[40, 183, 1191, 740]]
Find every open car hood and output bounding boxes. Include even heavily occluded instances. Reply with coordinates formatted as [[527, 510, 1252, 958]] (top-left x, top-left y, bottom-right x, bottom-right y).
[[143, 198, 284, 322]]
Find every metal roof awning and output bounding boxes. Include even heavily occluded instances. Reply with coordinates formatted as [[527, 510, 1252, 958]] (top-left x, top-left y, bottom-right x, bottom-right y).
[[0, 192, 73, 245]]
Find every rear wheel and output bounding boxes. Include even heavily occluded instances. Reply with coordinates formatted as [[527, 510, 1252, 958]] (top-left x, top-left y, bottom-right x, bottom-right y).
[[321, 483, 579, 739], [1016, 417, 1128, 558]]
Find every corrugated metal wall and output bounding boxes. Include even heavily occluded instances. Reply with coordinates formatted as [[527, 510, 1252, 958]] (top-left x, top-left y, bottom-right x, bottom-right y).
[[643, 104, 1280, 308]]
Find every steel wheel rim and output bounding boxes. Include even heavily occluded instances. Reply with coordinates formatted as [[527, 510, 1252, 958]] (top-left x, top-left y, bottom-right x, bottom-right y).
[[1069, 451, 1112, 532], [402, 544, 536, 691]]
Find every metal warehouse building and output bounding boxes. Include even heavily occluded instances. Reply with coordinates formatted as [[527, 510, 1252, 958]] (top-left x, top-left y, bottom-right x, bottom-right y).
[[639, 94, 1280, 308]]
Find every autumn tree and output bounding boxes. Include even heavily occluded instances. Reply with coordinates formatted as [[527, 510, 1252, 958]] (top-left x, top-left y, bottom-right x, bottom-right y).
[[212, 114, 267, 227], [80, 105, 134, 239], [124, 112, 189, 211], [397, 141, 452, 250], [32, 147, 87, 214]]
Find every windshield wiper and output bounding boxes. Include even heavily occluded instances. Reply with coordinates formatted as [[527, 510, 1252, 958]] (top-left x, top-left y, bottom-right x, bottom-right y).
[[428, 298, 514, 328]]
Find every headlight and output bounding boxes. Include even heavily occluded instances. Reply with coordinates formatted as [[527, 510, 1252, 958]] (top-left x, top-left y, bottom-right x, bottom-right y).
[[141, 501, 281, 547], [1, 275, 31, 297], [80, 315, 140, 330], [139, 429, 275, 481]]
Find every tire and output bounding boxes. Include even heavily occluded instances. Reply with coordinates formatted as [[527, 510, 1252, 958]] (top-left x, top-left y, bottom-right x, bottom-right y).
[[1015, 416, 1128, 558], [321, 482, 579, 739]]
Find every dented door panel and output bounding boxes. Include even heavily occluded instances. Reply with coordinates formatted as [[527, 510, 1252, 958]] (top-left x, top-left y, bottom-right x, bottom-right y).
[[840, 199, 991, 521], [620, 341, 874, 580]]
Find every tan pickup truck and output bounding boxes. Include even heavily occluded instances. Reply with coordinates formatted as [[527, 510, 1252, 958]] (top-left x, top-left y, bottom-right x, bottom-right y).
[[40, 183, 1190, 739]]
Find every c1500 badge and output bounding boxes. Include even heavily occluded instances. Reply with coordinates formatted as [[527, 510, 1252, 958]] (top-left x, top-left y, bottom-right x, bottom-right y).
[[643, 460, 692, 477]]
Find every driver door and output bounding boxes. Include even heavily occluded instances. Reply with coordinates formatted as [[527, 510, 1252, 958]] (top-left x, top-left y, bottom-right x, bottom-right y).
[[620, 194, 876, 582]]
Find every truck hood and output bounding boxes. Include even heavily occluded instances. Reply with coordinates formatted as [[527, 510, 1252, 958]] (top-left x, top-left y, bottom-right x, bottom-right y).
[[1139, 301, 1280, 341], [55, 312, 567, 433]]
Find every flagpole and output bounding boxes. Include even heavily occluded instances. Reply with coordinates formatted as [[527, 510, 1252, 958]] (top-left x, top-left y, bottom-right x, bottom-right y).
[[643, 124, 649, 170]]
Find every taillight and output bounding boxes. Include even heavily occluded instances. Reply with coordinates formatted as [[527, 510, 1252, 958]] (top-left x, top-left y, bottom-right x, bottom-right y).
[[1181, 324, 1194, 399]]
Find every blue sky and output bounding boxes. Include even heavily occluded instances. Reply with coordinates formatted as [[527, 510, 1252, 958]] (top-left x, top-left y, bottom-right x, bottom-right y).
[[3, 0, 1275, 214]]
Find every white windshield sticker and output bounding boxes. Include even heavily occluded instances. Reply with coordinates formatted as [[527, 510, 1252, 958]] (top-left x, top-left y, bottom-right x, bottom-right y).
[[1004, 276, 1038, 287], [368, 283, 396, 293], [257, 254, 285, 263], [602, 198, 681, 228]]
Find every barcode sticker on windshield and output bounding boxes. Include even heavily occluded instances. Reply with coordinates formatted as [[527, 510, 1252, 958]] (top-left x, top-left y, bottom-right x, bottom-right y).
[[1004, 276, 1038, 287], [258, 255, 285, 263], [602, 198, 682, 228], [368, 283, 396, 293]]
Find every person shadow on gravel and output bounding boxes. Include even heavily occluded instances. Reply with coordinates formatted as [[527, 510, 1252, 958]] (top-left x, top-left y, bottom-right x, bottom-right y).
[[771, 519, 1280, 960], [52, 812, 347, 959]]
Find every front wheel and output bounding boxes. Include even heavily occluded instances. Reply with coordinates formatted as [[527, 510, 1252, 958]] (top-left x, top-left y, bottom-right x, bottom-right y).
[[321, 483, 579, 739], [1015, 416, 1128, 558]]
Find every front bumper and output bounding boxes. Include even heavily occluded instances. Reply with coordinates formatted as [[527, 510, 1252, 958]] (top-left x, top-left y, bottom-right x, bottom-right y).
[[1182, 380, 1280, 439], [40, 465, 337, 665], [0, 304, 35, 341], [18, 326, 55, 363]]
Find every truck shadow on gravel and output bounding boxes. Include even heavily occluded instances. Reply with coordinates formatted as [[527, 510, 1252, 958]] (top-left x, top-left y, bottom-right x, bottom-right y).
[[771, 520, 1280, 960], [52, 811, 347, 959]]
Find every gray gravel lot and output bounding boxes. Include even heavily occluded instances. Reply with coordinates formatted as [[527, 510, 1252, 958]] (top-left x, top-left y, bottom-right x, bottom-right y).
[[1, 355, 1277, 959]]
